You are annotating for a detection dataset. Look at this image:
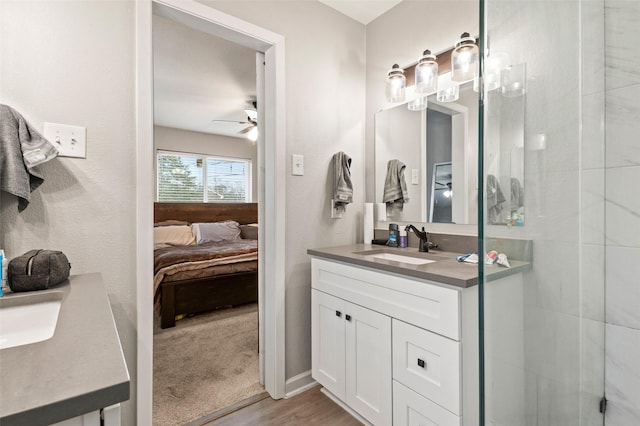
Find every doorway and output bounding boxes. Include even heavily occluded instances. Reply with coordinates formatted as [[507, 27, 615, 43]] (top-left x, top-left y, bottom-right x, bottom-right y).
[[151, 11, 263, 424], [135, 1, 286, 424]]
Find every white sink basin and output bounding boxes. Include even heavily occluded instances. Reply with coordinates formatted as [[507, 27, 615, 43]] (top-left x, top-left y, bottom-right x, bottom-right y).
[[0, 291, 63, 350], [366, 252, 437, 265]]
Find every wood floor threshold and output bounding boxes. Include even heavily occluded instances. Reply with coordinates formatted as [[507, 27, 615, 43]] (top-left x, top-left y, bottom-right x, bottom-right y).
[[186, 391, 270, 426]]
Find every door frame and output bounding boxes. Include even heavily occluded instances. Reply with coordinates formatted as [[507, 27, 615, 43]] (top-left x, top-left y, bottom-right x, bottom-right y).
[[135, 1, 287, 423]]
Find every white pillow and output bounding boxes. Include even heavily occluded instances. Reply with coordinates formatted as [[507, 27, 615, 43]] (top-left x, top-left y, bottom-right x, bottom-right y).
[[192, 221, 241, 243]]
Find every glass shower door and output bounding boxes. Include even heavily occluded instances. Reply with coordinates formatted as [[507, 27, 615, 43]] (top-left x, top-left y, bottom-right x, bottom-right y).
[[479, 0, 606, 425]]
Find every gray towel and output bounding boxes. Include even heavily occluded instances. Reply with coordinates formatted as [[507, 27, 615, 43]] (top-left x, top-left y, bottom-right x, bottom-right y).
[[0, 104, 58, 211], [510, 177, 524, 211], [486, 174, 506, 224], [331, 151, 352, 212], [383, 159, 408, 214]]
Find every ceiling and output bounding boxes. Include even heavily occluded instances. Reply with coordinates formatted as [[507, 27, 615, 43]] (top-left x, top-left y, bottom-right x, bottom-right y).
[[153, 14, 257, 138], [153, 1, 403, 138], [318, 0, 402, 25]]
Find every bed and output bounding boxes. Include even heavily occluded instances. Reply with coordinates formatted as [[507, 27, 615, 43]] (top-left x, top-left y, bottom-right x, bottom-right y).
[[154, 202, 259, 328]]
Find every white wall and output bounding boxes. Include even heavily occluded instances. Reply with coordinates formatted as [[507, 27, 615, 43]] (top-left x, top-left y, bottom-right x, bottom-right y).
[[154, 125, 258, 202], [0, 1, 137, 424]]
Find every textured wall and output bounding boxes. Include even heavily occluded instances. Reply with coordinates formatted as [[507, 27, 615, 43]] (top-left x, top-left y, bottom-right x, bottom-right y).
[[0, 1, 137, 424]]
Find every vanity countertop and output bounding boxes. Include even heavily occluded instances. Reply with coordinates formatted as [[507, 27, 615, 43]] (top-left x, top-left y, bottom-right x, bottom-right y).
[[0, 273, 130, 426], [307, 244, 530, 288]]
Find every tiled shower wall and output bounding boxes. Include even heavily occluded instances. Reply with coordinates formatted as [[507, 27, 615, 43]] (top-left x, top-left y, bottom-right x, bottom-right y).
[[604, 1, 640, 424]]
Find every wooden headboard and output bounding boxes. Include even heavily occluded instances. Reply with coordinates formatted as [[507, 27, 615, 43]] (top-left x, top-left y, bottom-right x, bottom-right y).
[[154, 203, 258, 225]]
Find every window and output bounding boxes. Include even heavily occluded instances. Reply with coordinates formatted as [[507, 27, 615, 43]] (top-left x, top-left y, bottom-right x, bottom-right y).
[[157, 151, 251, 202]]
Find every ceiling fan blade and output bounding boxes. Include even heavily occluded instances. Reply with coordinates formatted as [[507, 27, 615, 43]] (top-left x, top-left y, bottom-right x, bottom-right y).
[[237, 124, 255, 134], [212, 119, 249, 124]]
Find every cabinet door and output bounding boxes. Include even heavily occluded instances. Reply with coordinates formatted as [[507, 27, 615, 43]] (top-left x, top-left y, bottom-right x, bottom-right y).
[[312, 289, 346, 400], [345, 302, 392, 426]]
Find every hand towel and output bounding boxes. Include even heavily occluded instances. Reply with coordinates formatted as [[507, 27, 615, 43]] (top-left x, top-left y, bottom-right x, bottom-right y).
[[486, 174, 506, 224], [331, 151, 353, 213], [383, 159, 408, 214], [510, 177, 524, 211], [0, 104, 59, 211]]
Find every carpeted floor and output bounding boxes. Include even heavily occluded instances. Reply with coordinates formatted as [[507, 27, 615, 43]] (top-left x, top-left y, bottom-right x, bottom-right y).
[[153, 304, 264, 426]]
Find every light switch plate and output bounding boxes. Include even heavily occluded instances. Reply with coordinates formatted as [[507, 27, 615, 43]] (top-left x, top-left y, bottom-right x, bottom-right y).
[[411, 169, 419, 185], [292, 154, 304, 176], [43, 122, 87, 158]]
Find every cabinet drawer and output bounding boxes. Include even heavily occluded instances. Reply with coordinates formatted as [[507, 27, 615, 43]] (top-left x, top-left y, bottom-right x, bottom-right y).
[[312, 258, 460, 340], [392, 320, 461, 415], [393, 381, 461, 426]]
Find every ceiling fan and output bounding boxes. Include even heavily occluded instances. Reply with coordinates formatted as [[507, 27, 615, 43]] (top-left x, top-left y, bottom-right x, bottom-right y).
[[211, 101, 258, 140]]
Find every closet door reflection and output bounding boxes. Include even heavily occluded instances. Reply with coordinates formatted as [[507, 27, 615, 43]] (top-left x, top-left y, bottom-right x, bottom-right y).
[[430, 162, 452, 223]]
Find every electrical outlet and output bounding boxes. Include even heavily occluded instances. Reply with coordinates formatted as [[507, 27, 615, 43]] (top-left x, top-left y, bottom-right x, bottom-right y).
[[43, 122, 87, 158]]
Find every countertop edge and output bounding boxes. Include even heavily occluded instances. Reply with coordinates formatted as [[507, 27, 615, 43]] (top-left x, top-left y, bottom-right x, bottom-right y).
[[307, 245, 530, 288]]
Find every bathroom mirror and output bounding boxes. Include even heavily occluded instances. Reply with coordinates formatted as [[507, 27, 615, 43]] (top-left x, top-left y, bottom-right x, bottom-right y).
[[375, 80, 479, 224]]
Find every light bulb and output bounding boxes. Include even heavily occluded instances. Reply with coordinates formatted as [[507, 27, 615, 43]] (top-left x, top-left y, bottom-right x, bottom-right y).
[[451, 32, 479, 82], [415, 49, 438, 95], [247, 127, 258, 142], [385, 64, 406, 103]]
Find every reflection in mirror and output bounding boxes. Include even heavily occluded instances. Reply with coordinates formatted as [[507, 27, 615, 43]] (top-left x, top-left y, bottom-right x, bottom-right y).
[[375, 80, 478, 224], [484, 63, 526, 226], [431, 162, 452, 222]]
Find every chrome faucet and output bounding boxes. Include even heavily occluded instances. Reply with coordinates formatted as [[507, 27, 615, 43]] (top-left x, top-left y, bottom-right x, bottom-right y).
[[405, 225, 429, 252]]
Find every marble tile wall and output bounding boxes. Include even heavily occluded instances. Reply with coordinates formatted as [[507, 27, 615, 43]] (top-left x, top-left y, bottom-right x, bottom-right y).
[[604, 2, 640, 424]]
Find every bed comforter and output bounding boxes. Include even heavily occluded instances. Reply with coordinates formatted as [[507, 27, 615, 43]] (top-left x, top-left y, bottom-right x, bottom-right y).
[[153, 239, 258, 296]]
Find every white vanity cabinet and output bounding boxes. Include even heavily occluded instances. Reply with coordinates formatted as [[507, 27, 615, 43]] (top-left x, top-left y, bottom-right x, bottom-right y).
[[311, 257, 479, 426], [312, 290, 392, 425]]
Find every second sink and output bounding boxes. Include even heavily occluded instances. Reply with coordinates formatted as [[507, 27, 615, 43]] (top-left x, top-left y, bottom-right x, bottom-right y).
[[367, 252, 436, 265], [353, 249, 447, 266], [0, 291, 64, 350]]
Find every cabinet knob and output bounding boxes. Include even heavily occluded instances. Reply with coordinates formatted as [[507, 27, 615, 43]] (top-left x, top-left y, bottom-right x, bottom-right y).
[[345, 314, 352, 322], [417, 358, 426, 368], [336, 310, 342, 318]]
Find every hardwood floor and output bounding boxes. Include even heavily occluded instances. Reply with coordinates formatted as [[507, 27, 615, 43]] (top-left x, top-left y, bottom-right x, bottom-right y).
[[204, 385, 363, 426]]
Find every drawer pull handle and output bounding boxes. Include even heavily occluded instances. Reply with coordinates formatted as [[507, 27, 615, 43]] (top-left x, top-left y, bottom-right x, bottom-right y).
[[417, 358, 426, 368], [345, 314, 352, 322], [336, 310, 342, 318]]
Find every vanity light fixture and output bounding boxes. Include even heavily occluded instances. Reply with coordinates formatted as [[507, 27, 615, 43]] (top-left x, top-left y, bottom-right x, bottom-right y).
[[501, 63, 526, 98], [407, 96, 428, 111], [451, 32, 479, 82], [436, 85, 460, 102], [415, 49, 438, 94], [483, 52, 509, 92], [385, 64, 406, 103]]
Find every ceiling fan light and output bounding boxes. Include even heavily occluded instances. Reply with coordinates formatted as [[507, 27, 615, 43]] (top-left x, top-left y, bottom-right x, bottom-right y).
[[247, 126, 258, 142]]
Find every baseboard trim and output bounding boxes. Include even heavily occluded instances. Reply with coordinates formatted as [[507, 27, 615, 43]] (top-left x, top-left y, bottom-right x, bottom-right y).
[[284, 370, 317, 398], [319, 387, 372, 426]]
